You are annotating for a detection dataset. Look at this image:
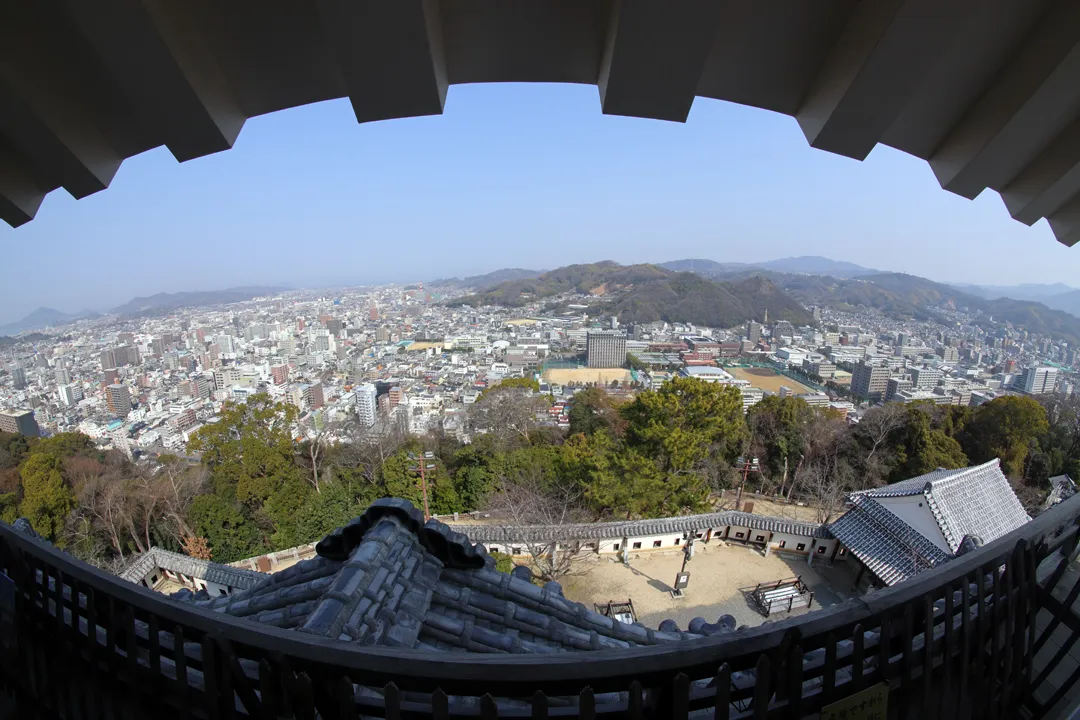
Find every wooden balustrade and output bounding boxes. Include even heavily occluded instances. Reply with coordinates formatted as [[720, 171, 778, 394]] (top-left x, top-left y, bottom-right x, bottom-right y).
[[0, 493, 1078, 719]]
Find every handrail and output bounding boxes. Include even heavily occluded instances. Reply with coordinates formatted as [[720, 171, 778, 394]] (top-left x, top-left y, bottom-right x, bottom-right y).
[[1, 492, 1078, 694]]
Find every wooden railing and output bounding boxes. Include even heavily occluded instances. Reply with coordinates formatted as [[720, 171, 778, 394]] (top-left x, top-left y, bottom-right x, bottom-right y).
[[0, 493, 1078, 719]]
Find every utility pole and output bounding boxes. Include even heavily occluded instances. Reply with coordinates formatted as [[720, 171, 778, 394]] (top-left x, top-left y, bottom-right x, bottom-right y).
[[734, 456, 760, 509], [407, 450, 436, 520]]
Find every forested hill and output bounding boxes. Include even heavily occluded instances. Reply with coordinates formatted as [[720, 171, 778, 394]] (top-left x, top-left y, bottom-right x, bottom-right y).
[[453, 262, 813, 327]]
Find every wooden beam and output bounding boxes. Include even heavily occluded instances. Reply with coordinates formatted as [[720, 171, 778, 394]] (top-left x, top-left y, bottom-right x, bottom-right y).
[[318, 0, 448, 124], [597, 0, 725, 123]]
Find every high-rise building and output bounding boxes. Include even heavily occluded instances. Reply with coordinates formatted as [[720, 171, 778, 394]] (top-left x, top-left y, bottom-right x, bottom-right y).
[[368, 304, 379, 321], [746, 321, 762, 344], [152, 337, 166, 357], [164, 352, 180, 371], [190, 375, 212, 400], [305, 384, 325, 410], [11, 366, 26, 389], [356, 383, 377, 427], [936, 346, 959, 363], [586, 330, 627, 369], [271, 364, 289, 385], [388, 386, 404, 408], [58, 384, 84, 407], [851, 361, 890, 401], [375, 326, 391, 343], [105, 384, 132, 416], [0, 409, 40, 437], [1020, 366, 1058, 395], [54, 367, 71, 385]]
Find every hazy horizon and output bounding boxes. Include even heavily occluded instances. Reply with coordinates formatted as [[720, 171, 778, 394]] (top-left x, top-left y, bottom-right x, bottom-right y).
[[3, 83, 1078, 325]]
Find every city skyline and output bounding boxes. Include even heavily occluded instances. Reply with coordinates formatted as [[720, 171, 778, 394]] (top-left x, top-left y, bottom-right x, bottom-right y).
[[3, 83, 1079, 324]]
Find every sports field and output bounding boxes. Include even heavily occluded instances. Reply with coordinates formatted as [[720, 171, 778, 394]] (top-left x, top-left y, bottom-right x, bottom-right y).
[[542, 367, 631, 385], [729, 367, 810, 395]]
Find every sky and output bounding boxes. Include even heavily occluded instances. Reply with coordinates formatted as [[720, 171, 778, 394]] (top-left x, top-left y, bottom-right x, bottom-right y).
[[1, 82, 1077, 325]]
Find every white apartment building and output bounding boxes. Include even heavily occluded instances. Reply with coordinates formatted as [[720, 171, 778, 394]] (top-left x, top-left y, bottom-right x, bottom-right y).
[[355, 383, 377, 428], [1020, 366, 1058, 395]]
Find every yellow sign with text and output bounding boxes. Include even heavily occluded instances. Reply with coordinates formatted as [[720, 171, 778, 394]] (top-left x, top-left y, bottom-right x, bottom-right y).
[[821, 682, 888, 720]]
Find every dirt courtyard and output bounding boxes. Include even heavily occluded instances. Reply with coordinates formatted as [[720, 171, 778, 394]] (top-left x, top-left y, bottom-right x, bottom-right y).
[[543, 367, 632, 385], [561, 542, 849, 631], [728, 367, 811, 395]]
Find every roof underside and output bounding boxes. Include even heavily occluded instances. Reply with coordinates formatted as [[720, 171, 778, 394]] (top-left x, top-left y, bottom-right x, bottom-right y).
[[3, 0, 1080, 243]]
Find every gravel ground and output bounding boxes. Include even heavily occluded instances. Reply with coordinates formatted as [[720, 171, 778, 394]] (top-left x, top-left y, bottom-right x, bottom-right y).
[[561, 542, 849, 631]]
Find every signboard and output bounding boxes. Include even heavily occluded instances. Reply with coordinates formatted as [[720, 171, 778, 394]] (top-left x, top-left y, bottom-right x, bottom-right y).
[[674, 572, 690, 591], [821, 682, 888, 720]]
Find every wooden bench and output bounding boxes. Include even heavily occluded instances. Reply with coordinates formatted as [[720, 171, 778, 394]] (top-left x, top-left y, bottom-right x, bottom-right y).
[[752, 577, 815, 616]]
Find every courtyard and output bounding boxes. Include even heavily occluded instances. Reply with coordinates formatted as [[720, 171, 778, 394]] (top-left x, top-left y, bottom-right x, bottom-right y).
[[561, 541, 852, 631]]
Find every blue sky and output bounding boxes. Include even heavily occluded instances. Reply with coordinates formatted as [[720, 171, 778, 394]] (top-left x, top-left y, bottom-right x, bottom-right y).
[[1, 82, 1076, 325]]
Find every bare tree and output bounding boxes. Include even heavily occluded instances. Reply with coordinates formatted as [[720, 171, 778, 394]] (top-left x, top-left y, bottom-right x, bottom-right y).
[[342, 419, 408, 489], [468, 387, 548, 445], [487, 465, 587, 582], [297, 416, 342, 493], [856, 403, 906, 462], [789, 415, 854, 521]]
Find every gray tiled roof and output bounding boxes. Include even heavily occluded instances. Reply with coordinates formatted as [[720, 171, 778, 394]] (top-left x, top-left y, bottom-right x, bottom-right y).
[[851, 459, 1029, 552], [828, 496, 951, 586], [453, 510, 832, 545], [120, 547, 264, 591], [831, 460, 1030, 585], [172, 499, 748, 653]]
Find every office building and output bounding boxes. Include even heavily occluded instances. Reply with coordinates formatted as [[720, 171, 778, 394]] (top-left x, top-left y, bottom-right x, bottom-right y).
[[213, 367, 242, 390], [10, 366, 26, 389], [851, 361, 890, 401], [105, 384, 132, 416], [586, 330, 627, 369], [886, 377, 912, 402], [356, 383, 377, 427], [910, 367, 943, 389], [1020, 366, 1058, 395], [937, 346, 959, 363], [58, 384, 84, 407], [0, 409, 40, 437]]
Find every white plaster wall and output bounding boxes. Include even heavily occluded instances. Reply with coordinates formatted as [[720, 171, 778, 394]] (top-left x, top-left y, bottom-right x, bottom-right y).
[[876, 494, 951, 551]]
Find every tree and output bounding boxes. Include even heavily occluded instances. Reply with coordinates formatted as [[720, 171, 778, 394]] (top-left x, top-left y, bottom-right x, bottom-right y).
[[295, 479, 361, 543], [567, 387, 623, 437], [620, 376, 747, 474], [747, 396, 815, 490], [890, 405, 968, 481], [468, 385, 549, 446], [959, 396, 1049, 477], [18, 453, 75, 544], [187, 494, 265, 563], [487, 463, 586, 582], [187, 393, 302, 528], [855, 403, 907, 463]]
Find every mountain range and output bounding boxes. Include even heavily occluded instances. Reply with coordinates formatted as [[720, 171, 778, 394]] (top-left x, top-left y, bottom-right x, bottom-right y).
[[0, 286, 288, 337], [433, 268, 544, 288], [0, 307, 100, 336], [660, 256, 879, 278], [453, 261, 814, 327], [453, 258, 1080, 345]]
